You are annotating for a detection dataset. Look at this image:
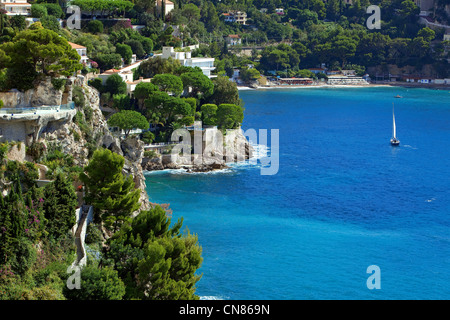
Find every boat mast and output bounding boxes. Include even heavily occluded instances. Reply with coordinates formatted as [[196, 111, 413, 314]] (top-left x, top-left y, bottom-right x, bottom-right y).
[[392, 103, 396, 139]]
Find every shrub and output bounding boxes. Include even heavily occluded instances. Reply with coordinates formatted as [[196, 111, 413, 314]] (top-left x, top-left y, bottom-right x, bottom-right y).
[[72, 86, 85, 108], [51, 78, 66, 91], [142, 131, 155, 144], [31, 4, 47, 18], [88, 78, 103, 92], [143, 150, 157, 159], [0, 142, 8, 162], [63, 265, 125, 300], [86, 20, 104, 34], [27, 141, 46, 162]]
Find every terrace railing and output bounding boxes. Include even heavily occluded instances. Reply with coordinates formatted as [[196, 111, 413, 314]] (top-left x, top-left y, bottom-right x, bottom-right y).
[[0, 102, 75, 115]]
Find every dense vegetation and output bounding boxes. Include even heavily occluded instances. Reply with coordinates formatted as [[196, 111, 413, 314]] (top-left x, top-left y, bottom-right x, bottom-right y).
[[0, 143, 202, 300], [0, 0, 449, 300]]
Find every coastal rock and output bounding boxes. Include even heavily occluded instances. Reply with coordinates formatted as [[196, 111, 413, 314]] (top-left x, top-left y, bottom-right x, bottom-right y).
[[120, 137, 151, 213], [141, 127, 254, 173], [142, 156, 164, 171], [101, 132, 122, 155], [30, 77, 64, 107], [0, 77, 63, 108], [121, 136, 144, 162]]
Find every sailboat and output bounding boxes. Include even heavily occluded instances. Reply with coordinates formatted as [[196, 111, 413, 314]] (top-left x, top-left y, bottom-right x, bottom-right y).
[[390, 104, 400, 146]]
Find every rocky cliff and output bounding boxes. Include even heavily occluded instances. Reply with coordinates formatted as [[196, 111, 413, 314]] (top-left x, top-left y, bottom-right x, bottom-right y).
[[32, 76, 151, 212]]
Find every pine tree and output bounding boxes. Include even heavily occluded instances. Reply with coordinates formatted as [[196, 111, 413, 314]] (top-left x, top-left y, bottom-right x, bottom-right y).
[[105, 206, 202, 300], [79, 148, 141, 232], [43, 173, 77, 240]]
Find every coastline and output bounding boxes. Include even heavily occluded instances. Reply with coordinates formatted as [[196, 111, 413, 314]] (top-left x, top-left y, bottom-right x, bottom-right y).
[[237, 82, 450, 91]]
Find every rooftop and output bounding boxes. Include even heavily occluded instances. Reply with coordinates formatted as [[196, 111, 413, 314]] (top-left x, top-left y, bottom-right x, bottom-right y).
[[68, 42, 86, 50]]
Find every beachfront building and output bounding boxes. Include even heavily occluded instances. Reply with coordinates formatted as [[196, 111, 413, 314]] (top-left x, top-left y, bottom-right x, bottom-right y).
[[308, 67, 327, 75], [326, 70, 341, 76], [0, 0, 31, 16], [225, 34, 242, 46], [68, 42, 90, 67], [161, 46, 215, 78], [279, 78, 313, 85], [327, 75, 368, 85]]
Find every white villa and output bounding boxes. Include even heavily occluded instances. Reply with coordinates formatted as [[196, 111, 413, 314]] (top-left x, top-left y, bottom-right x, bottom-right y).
[[125, 77, 152, 93], [68, 42, 90, 67], [0, 0, 31, 16], [99, 68, 133, 85], [98, 58, 151, 92], [161, 46, 215, 78]]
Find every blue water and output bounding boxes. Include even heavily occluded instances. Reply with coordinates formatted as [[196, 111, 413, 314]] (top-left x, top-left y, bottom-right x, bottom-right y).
[[145, 86, 450, 300]]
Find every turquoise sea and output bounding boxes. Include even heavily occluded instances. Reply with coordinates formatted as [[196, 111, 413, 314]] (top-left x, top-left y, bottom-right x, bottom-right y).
[[145, 86, 450, 300]]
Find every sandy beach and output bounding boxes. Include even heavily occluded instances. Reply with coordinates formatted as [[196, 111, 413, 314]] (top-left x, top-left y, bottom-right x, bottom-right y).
[[237, 82, 450, 91]]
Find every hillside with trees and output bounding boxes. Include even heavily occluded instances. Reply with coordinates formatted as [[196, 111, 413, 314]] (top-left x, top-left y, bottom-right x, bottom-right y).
[[0, 0, 449, 300]]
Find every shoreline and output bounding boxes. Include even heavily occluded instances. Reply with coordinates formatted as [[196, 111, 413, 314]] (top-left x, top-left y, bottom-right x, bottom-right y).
[[237, 82, 450, 91]]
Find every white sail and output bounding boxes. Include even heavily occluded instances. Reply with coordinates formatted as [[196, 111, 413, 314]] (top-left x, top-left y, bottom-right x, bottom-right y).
[[392, 112, 396, 139]]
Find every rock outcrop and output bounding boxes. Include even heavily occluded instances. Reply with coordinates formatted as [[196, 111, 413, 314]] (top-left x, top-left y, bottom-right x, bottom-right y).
[[0, 77, 64, 108], [141, 127, 254, 173]]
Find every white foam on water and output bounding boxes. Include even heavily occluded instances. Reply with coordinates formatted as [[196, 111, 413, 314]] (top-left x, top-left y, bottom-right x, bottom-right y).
[[199, 295, 228, 300]]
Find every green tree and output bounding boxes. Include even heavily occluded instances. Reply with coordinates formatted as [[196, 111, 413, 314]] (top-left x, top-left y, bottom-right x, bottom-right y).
[[8, 15, 26, 31], [112, 93, 131, 110], [180, 71, 214, 99], [0, 28, 82, 80], [43, 173, 77, 240], [104, 206, 203, 300], [417, 27, 435, 42], [105, 74, 127, 95], [216, 103, 244, 129], [200, 103, 218, 126], [137, 56, 181, 78], [151, 73, 184, 96], [134, 82, 158, 100], [107, 110, 150, 137], [30, 4, 47, 18], [40, 15, 60, 32], [115, 43, 133, 65], [86, 20, 104, 34], [79, 148, 141, 231], [134, 82, 158, 109], [124, 39, 145, 58], [94, 53, 123, 71], [200, 1, 220, 33], [63, 266, 126, 300], [181, 3, 201, 21], [208, 76, 242, 107], [326, 0, 340, 21], [41, 3, 64, 19], [332, 34, 358, 67]]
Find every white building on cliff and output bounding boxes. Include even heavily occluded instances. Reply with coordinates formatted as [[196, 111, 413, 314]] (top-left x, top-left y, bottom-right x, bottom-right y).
[[161, 46, 215, 78], [0, 0, 31, 16]]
